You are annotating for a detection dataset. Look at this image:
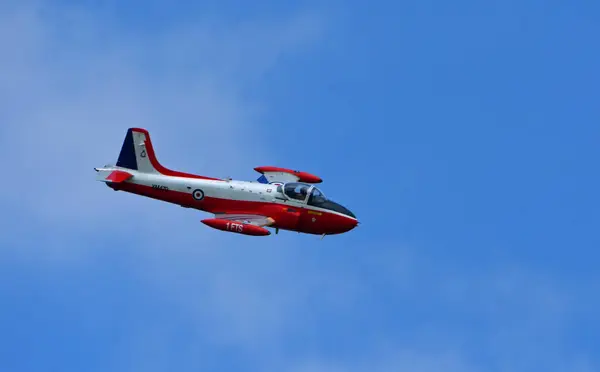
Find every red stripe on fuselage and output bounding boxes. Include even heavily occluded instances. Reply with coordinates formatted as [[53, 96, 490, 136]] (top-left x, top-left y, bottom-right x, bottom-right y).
[[130, 128, 222, 181], [112, 182, 356, 235]]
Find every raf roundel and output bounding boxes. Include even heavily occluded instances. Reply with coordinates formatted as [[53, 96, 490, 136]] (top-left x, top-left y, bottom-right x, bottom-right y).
[[192, 189, 205, 201]]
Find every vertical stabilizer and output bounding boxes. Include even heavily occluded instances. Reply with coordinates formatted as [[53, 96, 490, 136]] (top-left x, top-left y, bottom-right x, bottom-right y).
[[116, 129, 138, 170], [116, 128, 159, 174]]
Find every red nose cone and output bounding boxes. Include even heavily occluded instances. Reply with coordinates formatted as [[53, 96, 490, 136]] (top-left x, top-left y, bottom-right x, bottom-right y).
[[345, 218, 359, 232], [325, 215, 358, 234]]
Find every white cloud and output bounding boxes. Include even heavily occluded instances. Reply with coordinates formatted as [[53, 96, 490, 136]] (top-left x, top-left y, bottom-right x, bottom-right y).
[[0, 1, 321, 233], [0, 0, 344, 364], [0, 0, 329, 350]]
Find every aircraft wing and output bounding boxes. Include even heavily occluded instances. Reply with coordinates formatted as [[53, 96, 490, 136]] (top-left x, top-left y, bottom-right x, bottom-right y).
[[213, 213, 275, 227], [254, 166, 322, 184]]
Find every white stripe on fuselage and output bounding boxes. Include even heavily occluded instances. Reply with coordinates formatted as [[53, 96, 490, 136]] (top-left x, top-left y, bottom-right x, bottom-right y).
[[109, 167, 357, 221]]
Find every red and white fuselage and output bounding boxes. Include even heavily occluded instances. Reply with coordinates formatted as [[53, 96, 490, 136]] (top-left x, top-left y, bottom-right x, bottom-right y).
[[95, 128, 358, 237]]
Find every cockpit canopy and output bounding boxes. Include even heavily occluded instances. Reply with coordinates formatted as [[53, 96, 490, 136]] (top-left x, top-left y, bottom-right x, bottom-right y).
[[282, 182, 315, 202], [279, 182, 355, 219]]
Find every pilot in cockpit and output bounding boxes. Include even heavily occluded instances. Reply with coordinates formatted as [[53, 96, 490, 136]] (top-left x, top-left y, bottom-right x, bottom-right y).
[[282, 183, 313, 202], [299, 187, 308, 199]]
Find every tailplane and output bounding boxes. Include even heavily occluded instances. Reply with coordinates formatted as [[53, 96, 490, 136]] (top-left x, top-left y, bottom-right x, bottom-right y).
[[95, 168, 133, 183]]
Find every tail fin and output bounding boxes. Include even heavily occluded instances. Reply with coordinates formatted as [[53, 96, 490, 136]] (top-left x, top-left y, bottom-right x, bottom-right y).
[[114, 128, 221, 180], [116, 128, 138, 170], [116, 128, 159, 173]]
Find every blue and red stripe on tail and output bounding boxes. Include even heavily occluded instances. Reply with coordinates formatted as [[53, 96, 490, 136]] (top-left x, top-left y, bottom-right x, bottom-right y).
[[116, 128, 138, 170]]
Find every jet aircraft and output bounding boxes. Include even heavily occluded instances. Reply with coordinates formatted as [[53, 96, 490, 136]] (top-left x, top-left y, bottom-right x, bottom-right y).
[[95, 128, 358, 237]]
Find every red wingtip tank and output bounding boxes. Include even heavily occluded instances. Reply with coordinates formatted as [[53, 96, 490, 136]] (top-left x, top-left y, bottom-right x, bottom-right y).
[[253, 166, 322, 183], [201, 218, 271, 236]]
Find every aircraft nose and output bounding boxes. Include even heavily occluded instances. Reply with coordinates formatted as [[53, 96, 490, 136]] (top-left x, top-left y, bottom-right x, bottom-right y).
[[343, 215, 359, 232]]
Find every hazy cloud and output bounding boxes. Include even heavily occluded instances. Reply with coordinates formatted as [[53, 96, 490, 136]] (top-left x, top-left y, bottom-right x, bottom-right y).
[[0, 1, 321, 232]]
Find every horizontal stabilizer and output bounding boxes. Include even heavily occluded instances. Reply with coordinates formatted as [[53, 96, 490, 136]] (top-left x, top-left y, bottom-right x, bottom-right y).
[[95, 168, 133, 183]]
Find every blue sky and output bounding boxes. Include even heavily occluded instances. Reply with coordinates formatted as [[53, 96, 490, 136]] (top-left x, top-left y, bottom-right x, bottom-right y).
[[1, 0, 599, 371]]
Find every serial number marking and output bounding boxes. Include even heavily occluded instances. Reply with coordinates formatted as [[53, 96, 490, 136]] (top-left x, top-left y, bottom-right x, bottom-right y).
[[152, 184, 169, 191]]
